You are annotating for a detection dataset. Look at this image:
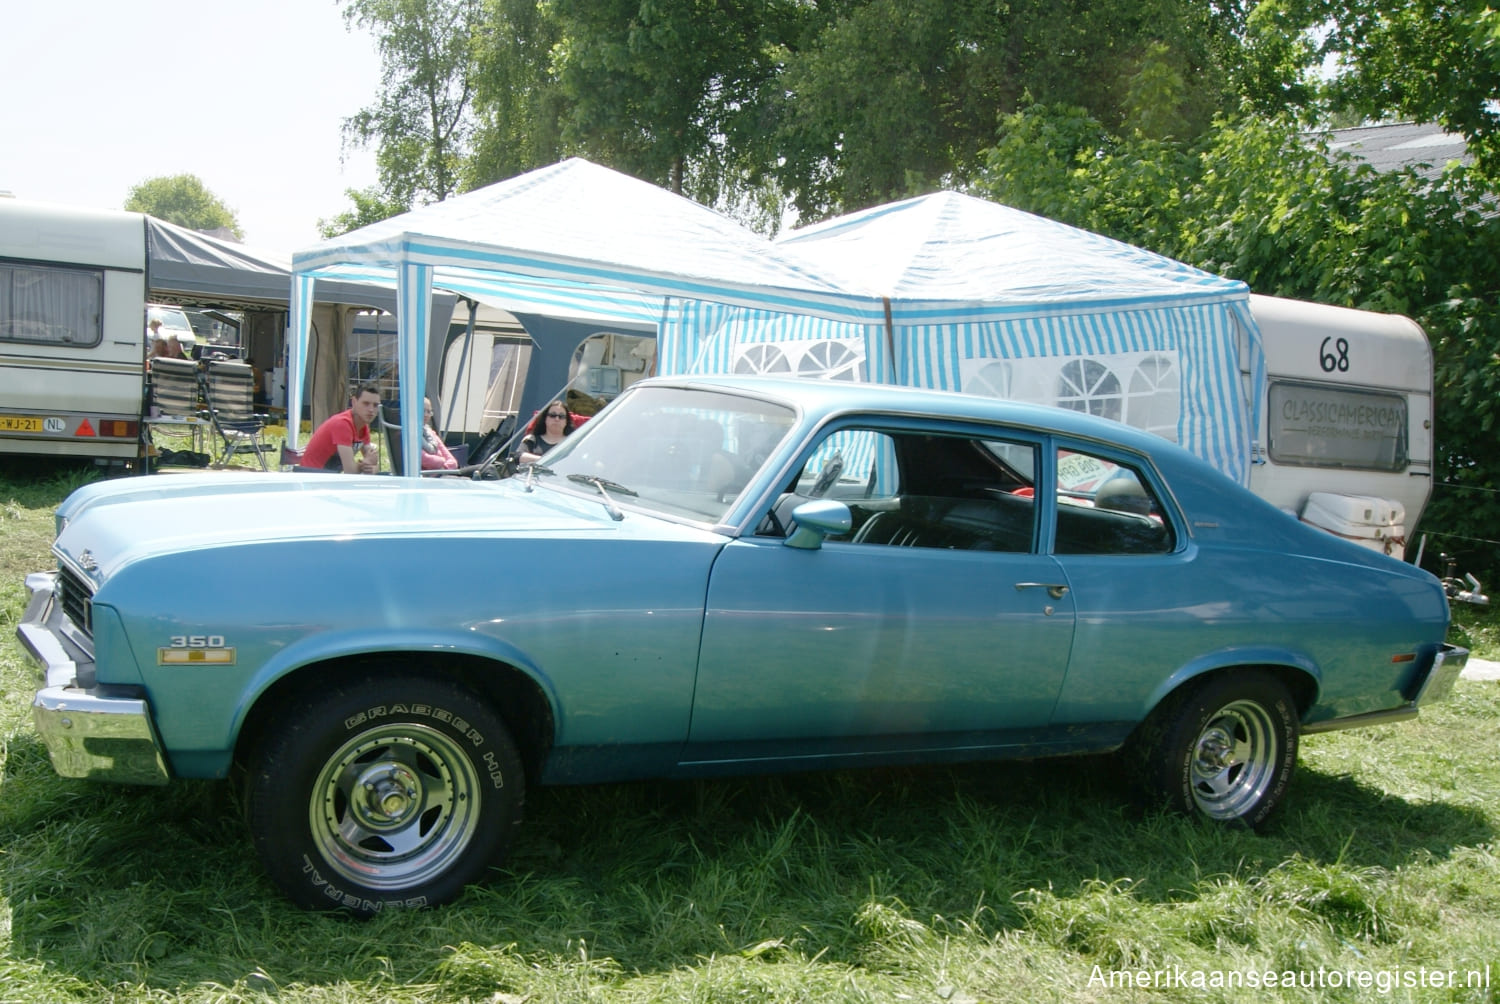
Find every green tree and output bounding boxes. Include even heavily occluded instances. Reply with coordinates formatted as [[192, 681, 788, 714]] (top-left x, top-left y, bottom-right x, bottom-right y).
[[544, 0, 793, 204], [766, 0, 1243, 221], [317, 185, 410, 238], [339, 0, 484, 207], [123, 174, 243, 237], [465, 0, 566, 189], [1248, 0, 1500, 166]]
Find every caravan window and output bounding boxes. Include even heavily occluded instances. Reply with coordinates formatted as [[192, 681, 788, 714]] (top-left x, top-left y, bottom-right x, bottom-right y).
[[1267, 380, 1408, 472], [0, 260, 103, 347]]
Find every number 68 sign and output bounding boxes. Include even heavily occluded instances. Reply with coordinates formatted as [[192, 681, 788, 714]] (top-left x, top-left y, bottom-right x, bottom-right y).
[[1320, 336, 1350, 373]]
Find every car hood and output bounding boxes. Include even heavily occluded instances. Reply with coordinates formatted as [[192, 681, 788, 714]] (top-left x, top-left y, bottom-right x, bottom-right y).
[[55, 473, 711, 583]]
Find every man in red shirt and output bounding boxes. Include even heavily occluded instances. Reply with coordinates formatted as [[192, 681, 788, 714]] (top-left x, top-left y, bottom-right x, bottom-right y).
[[300, 384, 382, 473]]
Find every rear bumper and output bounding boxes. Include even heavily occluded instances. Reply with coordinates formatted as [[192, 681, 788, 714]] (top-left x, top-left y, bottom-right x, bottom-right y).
[[1303, 643, 1469, 735], [16, 570, 170, 786]]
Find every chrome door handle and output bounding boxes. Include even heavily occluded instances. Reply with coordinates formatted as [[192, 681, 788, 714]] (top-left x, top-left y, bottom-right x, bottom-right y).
[[1015, 582, 1069, 600]]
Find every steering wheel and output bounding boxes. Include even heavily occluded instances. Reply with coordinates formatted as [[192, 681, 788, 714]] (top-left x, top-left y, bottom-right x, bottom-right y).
[[807, 451, 844, 498]]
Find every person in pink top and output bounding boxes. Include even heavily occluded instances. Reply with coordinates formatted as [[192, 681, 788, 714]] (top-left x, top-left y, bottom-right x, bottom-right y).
[[419, 397, 459, 471], [301, 384, 381, 473]]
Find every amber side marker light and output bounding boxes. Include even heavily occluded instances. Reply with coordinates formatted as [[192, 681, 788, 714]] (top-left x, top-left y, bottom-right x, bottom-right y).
[[158, 648, 237, 666], [1391, 653, 1417, 663]]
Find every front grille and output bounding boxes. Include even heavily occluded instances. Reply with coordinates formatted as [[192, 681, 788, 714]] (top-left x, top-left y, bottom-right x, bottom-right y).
[[57, 565, 94, 637]]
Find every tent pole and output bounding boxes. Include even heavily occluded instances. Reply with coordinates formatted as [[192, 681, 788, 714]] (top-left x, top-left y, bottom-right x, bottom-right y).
[[442, 298, 477, 436], [882, 297, 896, 383]]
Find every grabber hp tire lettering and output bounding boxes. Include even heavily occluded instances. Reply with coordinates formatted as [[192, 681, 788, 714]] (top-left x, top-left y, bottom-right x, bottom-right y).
[[1130, 670, 1298, 829], [246, 673, 524, 914]]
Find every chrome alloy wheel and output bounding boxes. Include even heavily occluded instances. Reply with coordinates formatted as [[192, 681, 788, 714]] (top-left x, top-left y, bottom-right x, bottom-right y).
[[309, 723, 483, 891], [1187, 698, 1280, 820]]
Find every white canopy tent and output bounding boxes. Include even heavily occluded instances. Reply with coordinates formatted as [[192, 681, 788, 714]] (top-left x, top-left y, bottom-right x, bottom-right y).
[[292, 162, 1263, 484], [771, 191, 1266, 484], [290, 158, 876, 476]]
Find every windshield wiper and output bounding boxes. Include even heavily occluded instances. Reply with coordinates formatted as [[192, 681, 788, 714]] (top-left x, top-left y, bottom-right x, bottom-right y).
[[567, 474, 637, 521], [521, 462, 555, 492]]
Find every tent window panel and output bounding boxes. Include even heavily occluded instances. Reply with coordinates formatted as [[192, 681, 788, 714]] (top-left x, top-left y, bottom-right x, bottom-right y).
[[1126, 354, 1180, 441], [962, 351, 1182, 441], [732, 338, 865, 380], [481, 339, 533, 433], [1056, 359, 1122, 421], [0, 261, 103, 347], [347, 312, 398, 401]]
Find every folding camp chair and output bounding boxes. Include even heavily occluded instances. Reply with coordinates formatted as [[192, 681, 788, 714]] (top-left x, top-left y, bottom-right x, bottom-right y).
[[380, 403, 402, 475], [203, 359, 271, 470], [144, 356, 209, 458]]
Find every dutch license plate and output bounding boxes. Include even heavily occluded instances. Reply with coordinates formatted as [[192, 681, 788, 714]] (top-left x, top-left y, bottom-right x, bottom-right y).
[[0, 416, 44, 433]]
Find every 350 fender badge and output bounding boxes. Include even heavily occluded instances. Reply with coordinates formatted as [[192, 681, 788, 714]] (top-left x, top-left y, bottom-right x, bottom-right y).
[[158, 634, 237, 666]]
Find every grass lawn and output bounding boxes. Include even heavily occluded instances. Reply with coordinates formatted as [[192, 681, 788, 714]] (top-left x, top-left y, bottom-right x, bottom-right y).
[[1, 459, 1496, 1003]]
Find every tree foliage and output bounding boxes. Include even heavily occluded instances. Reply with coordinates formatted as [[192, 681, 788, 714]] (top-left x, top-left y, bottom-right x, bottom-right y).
[[317, 186, 410, 239], [1265, 0, 1500, 170], [123, 174, 242, 238], [465, 0, 565, 188], [340, 0, 1250, 223], [755, 0, 1243, 221], [543, 0, 788, 198], [340, 0, 485, 207]]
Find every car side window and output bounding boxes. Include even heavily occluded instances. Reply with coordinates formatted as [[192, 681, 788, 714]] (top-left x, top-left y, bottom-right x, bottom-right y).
[[1051, 448, 1175, 555], [768, 427, 1040, 553]]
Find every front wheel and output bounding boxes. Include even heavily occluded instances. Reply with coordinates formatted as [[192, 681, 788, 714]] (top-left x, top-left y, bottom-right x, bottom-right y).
[[245, 673, 525, 914], [1129, 670, 1299, 828]]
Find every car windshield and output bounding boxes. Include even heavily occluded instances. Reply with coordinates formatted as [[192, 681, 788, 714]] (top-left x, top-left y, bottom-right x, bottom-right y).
[[540, 385, 797, 523]]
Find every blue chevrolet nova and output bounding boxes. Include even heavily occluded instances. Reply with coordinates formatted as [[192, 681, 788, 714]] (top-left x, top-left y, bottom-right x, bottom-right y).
[[19, 376, 1466, 913]]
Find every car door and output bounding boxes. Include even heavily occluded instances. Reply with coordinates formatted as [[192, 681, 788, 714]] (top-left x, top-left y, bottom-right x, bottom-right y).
[[683, 422, 1077, 765], [1038, 440, 1210, 728]]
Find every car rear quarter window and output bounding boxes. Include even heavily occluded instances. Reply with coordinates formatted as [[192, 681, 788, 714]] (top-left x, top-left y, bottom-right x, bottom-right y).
[[1051, 447, 1175, 555]]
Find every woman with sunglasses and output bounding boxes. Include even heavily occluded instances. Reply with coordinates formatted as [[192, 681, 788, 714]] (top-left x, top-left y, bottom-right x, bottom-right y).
[[518, 402, 577, 464]]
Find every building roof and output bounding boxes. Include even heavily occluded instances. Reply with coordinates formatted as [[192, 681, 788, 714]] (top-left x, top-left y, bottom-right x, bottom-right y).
[[1327, 122, 1471, 182]]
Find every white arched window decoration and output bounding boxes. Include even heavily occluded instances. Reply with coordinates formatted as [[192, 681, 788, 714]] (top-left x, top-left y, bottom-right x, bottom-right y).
[[733, 343, 793, 375], [1057, 358, 1122, 421], [966, 360, 1015, 399], [732, 339, 865, 381], [1127, 354, 1181, 441], [797, 340, 864, 380]]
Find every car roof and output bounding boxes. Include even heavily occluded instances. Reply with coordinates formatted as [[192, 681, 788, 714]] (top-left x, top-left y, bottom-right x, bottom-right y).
[[644, 373, 1191, 461]]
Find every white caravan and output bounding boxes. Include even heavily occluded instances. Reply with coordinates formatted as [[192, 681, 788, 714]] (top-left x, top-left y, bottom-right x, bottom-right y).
[[0, 199, 148, 462], [1247, 293, 1431, 560]]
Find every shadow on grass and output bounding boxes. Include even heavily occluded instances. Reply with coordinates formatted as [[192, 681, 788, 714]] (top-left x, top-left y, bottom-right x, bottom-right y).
[[0, 733, 1491, 992]]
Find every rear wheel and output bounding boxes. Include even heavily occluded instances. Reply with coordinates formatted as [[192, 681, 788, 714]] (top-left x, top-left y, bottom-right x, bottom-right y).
[[1130, 670, 1298, 828], [245, 673, 524, 914]]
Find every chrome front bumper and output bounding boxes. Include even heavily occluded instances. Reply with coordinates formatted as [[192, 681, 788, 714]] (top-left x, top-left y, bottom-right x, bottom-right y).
[[16, 571, 170, 786]]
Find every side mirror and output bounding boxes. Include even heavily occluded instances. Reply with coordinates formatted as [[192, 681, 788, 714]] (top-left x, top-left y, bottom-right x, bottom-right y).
[[783, 499, 852, 550]]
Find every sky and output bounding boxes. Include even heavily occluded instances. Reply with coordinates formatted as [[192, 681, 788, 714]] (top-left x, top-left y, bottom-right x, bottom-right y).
[[0, 0, 384, 254]]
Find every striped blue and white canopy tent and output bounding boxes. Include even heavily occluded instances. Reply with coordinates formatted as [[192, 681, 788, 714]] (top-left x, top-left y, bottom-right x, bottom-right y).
[[772, 191, 1266, 485], [290, 158, 881, 476]]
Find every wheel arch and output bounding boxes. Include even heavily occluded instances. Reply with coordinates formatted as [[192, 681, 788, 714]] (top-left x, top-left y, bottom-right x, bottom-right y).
[[234, 652, 556, 785], [1138, 655, 1320, 732]]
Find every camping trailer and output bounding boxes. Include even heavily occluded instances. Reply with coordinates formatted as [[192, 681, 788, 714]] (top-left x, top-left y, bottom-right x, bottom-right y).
[[0, 198, 455, 464], [0, 199, 148, 462], [1247, 293, 1431, 558]]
